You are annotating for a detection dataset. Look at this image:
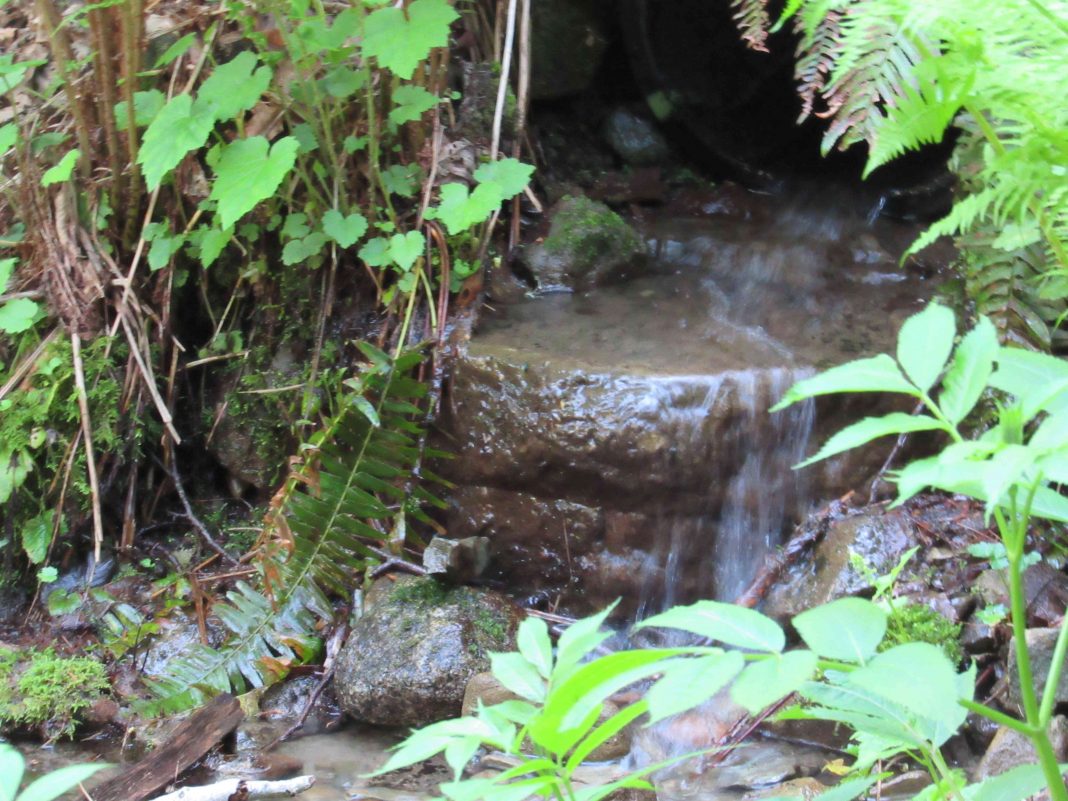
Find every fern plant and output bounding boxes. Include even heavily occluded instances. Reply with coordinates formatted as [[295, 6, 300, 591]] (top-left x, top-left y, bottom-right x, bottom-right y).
[[143, 344, 446, 713], [731, 0, 1068, 346]]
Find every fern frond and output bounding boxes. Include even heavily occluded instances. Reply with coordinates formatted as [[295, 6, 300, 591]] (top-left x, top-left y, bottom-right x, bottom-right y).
[[144, 345, 445, 713], [731, 0, 773, 52]]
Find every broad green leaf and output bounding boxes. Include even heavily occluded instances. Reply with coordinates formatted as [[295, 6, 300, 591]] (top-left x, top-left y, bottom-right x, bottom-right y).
[[991, 348, 1068, 422], [443, 737, 482, 779], [489, 651, 545, 702], [115, 90, 166, 131], [646, 651, 745, 724], [473, 158, 535, 199], [389, 85, 440, 126], [382, 163, 421, 197], [140, 94, 215, 189], [730, 650, 817, 714], [567, 700, 649, 769], [282, 213, 311, 240], [210, 137, 299, 230], [515, 617, 553, 679], [322, 209, 368, 248], [322, 65, 366, 99], [16, 762, 107, 801], [21, 511, 53, 565], [0, 448, 32, 503], [0, 123, 16, 154], [981, 445, 1035, 518], [0, 298, 39, 333], [848, 643, 964, 734], [372, 715, 497, 775], [1029, 486, 1068, 524], [198, 227, 232, 268], [771, 354, 919, 411], [362, 0, 459, 80], [797, 413, 944, 468], [359, 237, 391, 268], [1032, 408, 1068, 451], [939, 316, 998, 424], [896, 302, 955, 391], [148, 234, 185, 271], [638, 600, 785, 652], [432, 182, 504, 234], [554, 604, 615, 683], [0, 744, 24, 801], [441, 777, 554, 801], [281, 233, 329, 266], [531, 648, 683, 754], [196, 52, 272, 121], [792, 598, 887, 663], [41, 150, 80, 186], [389, 231, 425, 272], [962, 763, 1059, 801]]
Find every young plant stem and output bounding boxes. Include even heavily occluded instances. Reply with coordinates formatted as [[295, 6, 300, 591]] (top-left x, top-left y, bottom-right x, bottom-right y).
[[1002, 485, 1068, 801]]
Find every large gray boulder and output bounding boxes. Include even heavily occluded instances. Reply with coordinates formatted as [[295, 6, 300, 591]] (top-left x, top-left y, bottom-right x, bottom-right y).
[[334, 577, 520, 726]]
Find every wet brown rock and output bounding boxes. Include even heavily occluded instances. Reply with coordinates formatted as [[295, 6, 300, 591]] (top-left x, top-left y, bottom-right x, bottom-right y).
[[975, 718, 1068, 780], [763, 508, 920, 620], [976, 563, 1068, 627], [1007, 629, 1068, 714]]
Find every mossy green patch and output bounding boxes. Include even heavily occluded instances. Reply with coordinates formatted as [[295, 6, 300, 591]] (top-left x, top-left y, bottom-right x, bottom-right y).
[[880, 603, 964, 664], [0, 648, 110, 739], [543, 196, 642, 276]]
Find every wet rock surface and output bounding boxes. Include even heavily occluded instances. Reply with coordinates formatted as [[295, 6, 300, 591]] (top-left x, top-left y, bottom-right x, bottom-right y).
[[334, 576, 520, 727], [603, 107, 671, 166], [975, 718, 1068, 780], [1008, 628, 1068, 714], [438, 192, 945, 612]]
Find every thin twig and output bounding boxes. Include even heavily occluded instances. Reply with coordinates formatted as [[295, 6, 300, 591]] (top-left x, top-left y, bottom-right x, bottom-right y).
[[160, 457, 238, 565], [71, 333, 105, 575], [489, 0, 518, 161]]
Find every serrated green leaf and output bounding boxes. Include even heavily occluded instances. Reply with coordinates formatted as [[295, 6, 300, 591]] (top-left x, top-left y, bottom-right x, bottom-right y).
[[115, 89, 166, 131], [792, 598, 887, 663], [434, 182, 504, 234], [210, 136, 299, 229], [41, 149, 80, 186], [637, 600, 785, 652], [21, 511, 51, 565], [896, 302, 956, 392], [473, 158, 535, 199], [196, 52, 272, 121], [516, 617, 553, 679], [323, 209, 368, 248], [199, 227, 232, 268], [359, 236, 391, 268], [848, 643, 964, 733], [0, 298, 39, 333], [730, 650, 817, 714], [489, 651, 546, 702], [322, 64, 366, 99], [148, 233, 185, 271], [389, 231, 425, 272], [771, 354, 919, 411], [939, 316, 998, 425], [798, 413, 944, 468], [646, 651, 745, 724], [362, 0, 459, 80], [282, 232, 329, 265], [140, 94, 215, 189], [390, 85, 440, 126]]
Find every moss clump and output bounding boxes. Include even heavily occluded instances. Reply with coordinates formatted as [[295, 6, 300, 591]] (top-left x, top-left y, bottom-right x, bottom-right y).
[[543, 196, 642, 273], [0, 648, 110, 739], [879, 603, 964, 664], [389, 577, 451, 608]]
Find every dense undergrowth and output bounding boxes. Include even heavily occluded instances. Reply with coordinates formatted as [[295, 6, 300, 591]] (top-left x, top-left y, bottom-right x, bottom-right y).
[[0, 0, 532, 713]]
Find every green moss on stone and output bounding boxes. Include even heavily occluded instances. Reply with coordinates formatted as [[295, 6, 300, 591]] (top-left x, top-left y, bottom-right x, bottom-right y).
[[880, 603, 964, 664], [0, 648, 110, 739], [543, 196, 642, 275]]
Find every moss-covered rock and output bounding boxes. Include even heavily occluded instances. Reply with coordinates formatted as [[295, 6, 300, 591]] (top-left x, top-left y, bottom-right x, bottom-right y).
[[334, 576, 519, 726], [880, 603, 963, 664], [0, 648, 110, 739], [523, 196, 644, 290]]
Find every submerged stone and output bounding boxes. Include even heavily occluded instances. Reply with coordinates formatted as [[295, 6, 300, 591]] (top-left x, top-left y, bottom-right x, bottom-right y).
[[603, 107, 671, 166]]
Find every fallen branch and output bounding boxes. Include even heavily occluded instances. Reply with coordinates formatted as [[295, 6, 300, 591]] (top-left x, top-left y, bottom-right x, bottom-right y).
[[149, 776, 315, 801]]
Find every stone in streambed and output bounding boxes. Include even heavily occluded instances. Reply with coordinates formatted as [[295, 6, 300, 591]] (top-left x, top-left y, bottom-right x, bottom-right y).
[[1006, 628, 1068, 715], [603, 108, 671, 167], [975, 718, 1068, 780], [334, 576, 519, 727]]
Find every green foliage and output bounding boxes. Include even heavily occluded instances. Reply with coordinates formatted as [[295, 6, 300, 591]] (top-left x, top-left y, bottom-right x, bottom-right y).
[[881, 603, 964, 665], [736, 0, 1068, 345], [0, 258, 39, 334], [362, 0, 458, 80], [775, 300, 1068, 799], [145, 345, 446, 713], [0, 744, 107, 801], [0, 648, 110, 740]]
